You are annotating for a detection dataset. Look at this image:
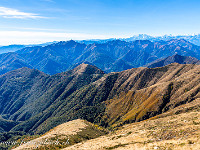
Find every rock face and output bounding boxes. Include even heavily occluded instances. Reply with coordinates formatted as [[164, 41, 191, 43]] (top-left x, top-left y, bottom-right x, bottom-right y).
[[0, 63, 200, 135], [0, 39, 200, 75]]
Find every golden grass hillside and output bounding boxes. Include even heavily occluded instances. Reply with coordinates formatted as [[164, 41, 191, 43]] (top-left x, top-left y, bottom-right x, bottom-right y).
[[63, 103, 200, 150], [12, 119, 107, 150], [13, 100, 200, 150]]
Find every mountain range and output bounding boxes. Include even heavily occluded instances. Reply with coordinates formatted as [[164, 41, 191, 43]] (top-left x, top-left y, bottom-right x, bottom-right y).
[[0, 39, 200, 75], [123, 34, 200, 46], [0, 62, 200, 136], [1, 34, 200, 55], [79, 34, 200, 46]]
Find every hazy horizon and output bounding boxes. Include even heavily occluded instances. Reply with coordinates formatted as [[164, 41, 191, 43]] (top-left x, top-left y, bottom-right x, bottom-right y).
[[0, 0, 200, 45], [1, 33, 200, 46]]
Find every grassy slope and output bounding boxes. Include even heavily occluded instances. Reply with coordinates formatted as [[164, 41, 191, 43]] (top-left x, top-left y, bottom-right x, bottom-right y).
[[63, 101, 200, 150], [13, 100, 200, 150], [13, 119, 108, 150]]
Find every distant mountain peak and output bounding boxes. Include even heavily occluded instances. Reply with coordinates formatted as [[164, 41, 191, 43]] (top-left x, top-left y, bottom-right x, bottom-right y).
[[51, 40, 78, 46], [72, 63, 104, 75], [67, 39, 77, 43]]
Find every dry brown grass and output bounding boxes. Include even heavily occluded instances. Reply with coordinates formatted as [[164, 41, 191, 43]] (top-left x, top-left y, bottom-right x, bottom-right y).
[[13, 119, 88, 150], [12, 119, 108, 150], [12, 101, 200, 150], [63, 110, 200, 150]]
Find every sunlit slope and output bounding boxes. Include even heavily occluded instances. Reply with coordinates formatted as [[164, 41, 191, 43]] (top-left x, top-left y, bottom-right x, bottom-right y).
[[63, 105, 200, 150], [13, 119, 107, 150]]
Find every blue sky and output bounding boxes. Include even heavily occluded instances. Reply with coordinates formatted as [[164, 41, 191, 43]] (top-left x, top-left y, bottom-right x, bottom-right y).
[[0, 0, 200, 45]]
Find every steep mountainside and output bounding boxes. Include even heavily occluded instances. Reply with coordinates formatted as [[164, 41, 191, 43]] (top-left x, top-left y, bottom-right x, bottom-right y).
[[0, 63, 104, 122], [146, 54, 200, 68], [1, 63, 200, 137], [0, 67, 49, 120], [0, 39, 200, 75], [0, 117, 18, 133], [17, 41, 87, 75]]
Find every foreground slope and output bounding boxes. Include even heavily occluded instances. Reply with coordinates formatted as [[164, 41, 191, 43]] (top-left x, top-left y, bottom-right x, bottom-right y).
[[63, 105, 200, 150], [14, 101, 200, 150], [13, 119, 107, 150]]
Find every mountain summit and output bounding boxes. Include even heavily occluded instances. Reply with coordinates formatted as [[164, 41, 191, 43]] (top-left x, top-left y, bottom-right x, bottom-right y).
[[72, 63, 104, 75]]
